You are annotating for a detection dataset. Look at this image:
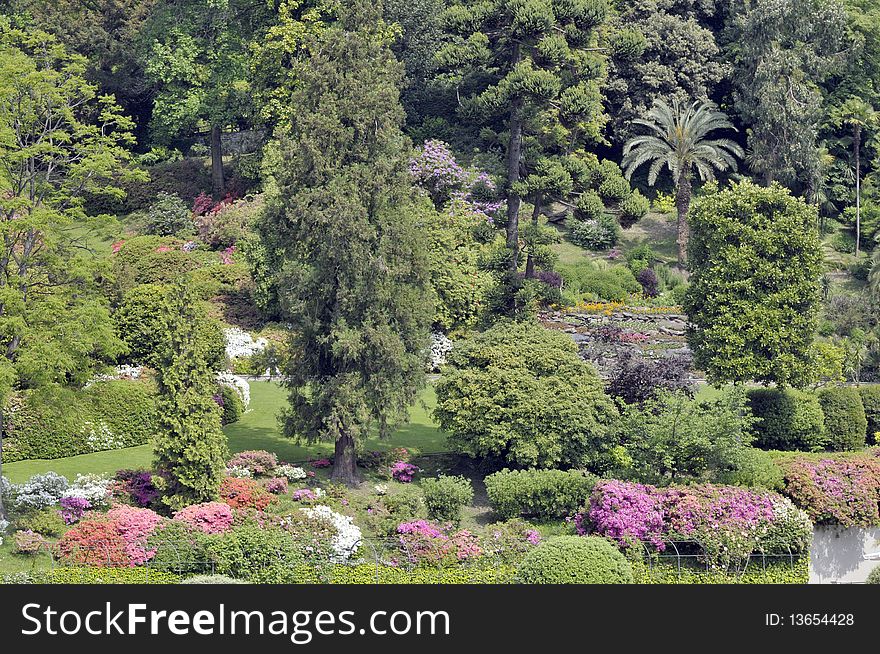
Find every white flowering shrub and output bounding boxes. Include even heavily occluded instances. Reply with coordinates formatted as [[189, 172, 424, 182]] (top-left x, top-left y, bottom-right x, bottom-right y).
[[374, 484, 388, 496], [225, 465, 253, 479], [427, 332, 452, 372], [83, 421, 126, 452], [67, 474, 113, 507], [85, 364, 143, 387], [224, 327, 267, 359], [217, 371, 251, 410], [11, 472, 69, 511], [300, 506, 362, 562], [275, 464, 307, 481]]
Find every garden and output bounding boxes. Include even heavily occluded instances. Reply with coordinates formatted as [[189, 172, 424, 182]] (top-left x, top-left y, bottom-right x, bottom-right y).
[[2, 0, 880, 587]]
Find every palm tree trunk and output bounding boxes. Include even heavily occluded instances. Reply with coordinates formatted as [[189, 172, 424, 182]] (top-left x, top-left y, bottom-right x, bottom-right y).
[[331, 432, 360, 486], [524, 194, 542, 279], [675, 173, 692, 266]]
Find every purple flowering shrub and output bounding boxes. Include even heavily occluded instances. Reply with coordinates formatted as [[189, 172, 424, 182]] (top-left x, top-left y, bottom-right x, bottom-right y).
[[396, 520, 482, 565], [265, 477, 289, 494], [292, 489, 317, 502], [390, 461, 419, 483], [582, 480, 812, 566], [781, 455, 880, 527], [113, 469, 160, 508], [59, 496, 92, 525]]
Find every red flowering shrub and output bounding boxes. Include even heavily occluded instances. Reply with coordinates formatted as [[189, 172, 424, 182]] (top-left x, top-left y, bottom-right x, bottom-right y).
[[173, 502, 234, 534], [56, 519, 129, 566], [781, 455, 880, 527], [219, 477, 273, 510]]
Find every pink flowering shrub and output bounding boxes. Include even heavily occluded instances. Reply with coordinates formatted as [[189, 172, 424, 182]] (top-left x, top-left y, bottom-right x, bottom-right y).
[[310, 458, 332, 469], [583, 480, 807, 566], [105, 506, 163, 566], [266, 477, 289, 494], [173, 502, 234, 535], [396, 520, 482, 565], [59, 496, 92, 525], [781, 455, 880, 527], [227, 450, 278, 476], [391, 461, 418, 483], [292, 489, 317, 502]]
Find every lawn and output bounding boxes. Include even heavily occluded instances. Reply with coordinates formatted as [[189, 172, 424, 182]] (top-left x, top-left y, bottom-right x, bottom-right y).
[[3, 381, 448, 483]]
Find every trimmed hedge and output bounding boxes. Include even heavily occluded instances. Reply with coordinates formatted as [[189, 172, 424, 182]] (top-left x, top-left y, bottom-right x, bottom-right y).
[[515, 536, 633, 584], [746, 388, 826, 451], [2, 380, 159, 462], [485, 469, 598, 520], [219, 385, 245, 425], [315, 565, 516, 585], [631, 557, 809, 584], [818, 386, 867, 451], [858, 386, 880, 445], [1, 568, 181, 584]]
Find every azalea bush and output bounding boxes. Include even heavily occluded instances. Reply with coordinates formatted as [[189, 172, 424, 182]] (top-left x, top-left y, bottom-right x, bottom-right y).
[[227, 450, 278, 477], [113, 469, 160, 508], [173, 502, 234, 535], [390, 461, 418, 483], [581, 480, 813, 567], [218, 477, 274, 511], [780, 454, 880, 526], [396, 520, 482, 566], [59, 497, 91, 525]]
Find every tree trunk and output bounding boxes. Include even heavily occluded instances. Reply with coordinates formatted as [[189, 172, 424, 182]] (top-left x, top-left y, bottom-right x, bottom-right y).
[[524, 194, 542, 279], [211, 124, 225, 198], [675, 173, 692, 266], [331, 432, 360, 486], [505, 44, 524, 276], [855, 124, 862, 258], [0, 408, 6, 525]]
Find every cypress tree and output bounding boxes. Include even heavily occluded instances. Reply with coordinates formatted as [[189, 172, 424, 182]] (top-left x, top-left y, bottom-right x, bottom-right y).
[[153, 285, 228, 510], [257, 1, 433, 485]]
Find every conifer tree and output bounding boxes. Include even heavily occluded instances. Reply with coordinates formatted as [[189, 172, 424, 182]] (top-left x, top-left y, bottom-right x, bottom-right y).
[[257, 1, 433, 485], [153, 285, 228, 510]]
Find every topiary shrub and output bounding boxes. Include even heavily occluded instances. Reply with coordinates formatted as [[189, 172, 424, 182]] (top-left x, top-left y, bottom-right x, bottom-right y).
[[434, 321, 618, 469], [818, 386, 867, 451], [598, 175, 631, 203], [514, 536, 633, 584], [858, 386, 880, 445], [567, 214, 620, 250], [485, 469, 598, 519], [218, 385, 244, 424], [619, 190, 649, 227], [574, 191, 605, 222], [746, 388, 826, 452], [421, 475, 474, 526]]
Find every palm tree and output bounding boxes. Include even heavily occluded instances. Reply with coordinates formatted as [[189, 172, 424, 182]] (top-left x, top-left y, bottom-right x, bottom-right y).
[[622, 99, 744, 265]]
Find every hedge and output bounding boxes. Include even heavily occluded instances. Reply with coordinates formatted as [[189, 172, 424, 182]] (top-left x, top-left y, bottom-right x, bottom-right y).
[[1, 568, 181, 584], [2, 380, 159, 462], [818, 386, 867, 451], [858, 386, 880, 445], [514, 536, 634, 584], [485, 469, 598, 520], [746, 388, 826, 451], [631, 557, 809, 585]]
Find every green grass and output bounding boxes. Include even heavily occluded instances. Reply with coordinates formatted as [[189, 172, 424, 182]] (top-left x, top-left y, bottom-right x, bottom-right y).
[[3, 381, 447, 483]]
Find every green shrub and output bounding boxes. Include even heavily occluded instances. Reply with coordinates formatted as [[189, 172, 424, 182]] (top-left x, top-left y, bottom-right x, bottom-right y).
[[598, 175, 631, 203], [295, 564, 516, 584], [485, 469, 598, 519], [181, 574, 248, 584], [818, 386, 867, 451], [435, 322, 619, 469], [219, 385, 245, 424], [567, 214, 619, 250], [574, 191, 604, 221], [111, 235, 202, 293], [147, 521, 212, 576], [718, 448, 785, 491], [746, 388, 826, 452], [2, 380, 159, 462], [619, 190, 649, 226], [558, 262, 640, 302], [858, 386, 880, 445], [204, 524, 307, 583], [15, 507, 67, 537], [421, 475, 474, 526], [515, 536, 633, 584], [867, 565, 880, 584], [143, 192, 195, 236]]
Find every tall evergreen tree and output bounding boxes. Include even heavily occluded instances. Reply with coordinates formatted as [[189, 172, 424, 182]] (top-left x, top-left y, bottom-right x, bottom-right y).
[[257, 1, 433, 485], [153, 285, 228, 510], [436, 0, 610, 313]]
